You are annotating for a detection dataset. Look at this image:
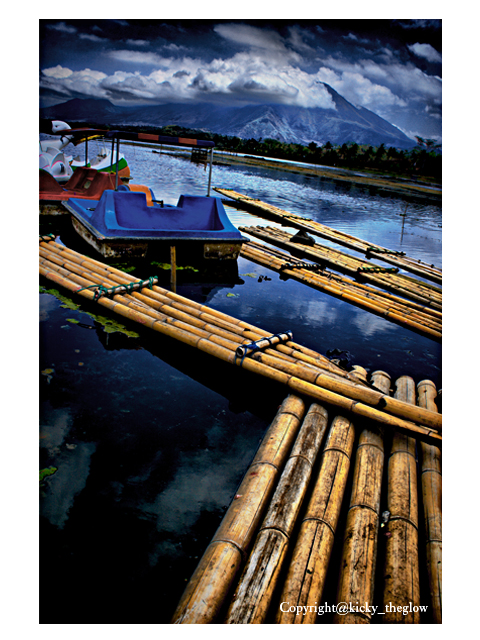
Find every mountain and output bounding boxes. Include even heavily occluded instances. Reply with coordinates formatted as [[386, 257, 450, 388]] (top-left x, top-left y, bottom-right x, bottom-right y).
[[40, 84, 416, 149]]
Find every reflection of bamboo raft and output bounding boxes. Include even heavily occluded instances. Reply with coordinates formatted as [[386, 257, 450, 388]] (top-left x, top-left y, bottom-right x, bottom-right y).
[[240, 239, 441, 341], [215, 188, 442, 284], [39, 238, 441, 444], [240, 225, 442, 310], [174, 377, 441, 624]]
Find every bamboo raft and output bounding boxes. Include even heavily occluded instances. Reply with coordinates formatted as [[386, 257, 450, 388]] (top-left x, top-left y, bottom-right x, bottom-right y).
[[173, 377, 442, 624], [239, 239, 441, 342], [215, 188, 442, 285], [240, 225, 442, 311], [39, 237, 441, 445]]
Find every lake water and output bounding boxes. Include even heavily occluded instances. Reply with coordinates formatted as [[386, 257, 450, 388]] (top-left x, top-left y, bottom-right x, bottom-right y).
[[39, 141, 441, 623]]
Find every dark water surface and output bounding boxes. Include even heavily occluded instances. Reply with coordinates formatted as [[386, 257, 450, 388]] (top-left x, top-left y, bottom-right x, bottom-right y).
[[39, 143, 441, 623]]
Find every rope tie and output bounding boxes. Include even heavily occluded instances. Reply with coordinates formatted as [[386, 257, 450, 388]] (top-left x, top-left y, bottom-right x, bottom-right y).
[[39, 233, 56, 243], [77, 276, 158, 301], [357, 265, 399, 274], [365, 246, 405, 257], [234, 330, 293, 366], [279, 261, 325, 272]]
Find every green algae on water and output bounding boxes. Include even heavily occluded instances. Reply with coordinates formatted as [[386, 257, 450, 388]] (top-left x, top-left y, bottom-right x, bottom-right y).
[[40, 286, 140, 338], [40, 467, 57, 483]]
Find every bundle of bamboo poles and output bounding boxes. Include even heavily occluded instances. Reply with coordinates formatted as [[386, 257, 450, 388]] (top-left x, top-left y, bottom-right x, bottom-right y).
[[174, 374, 441, 624], [39, 237, 441, 445], [215, 188, 442, 284], [239, 239, 441, 341], [240, 225, 442, 310]]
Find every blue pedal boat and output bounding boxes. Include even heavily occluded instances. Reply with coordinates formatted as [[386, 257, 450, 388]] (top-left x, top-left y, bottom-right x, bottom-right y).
[[59, 128, 248, 262], [64, 188, 248, 261]]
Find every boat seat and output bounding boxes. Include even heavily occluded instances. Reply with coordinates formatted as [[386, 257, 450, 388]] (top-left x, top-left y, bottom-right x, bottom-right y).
[[128, 183, 155, 206], [39, 169, 65, 195], [113, 192, 224, 231], [64, 167, 99, 191]]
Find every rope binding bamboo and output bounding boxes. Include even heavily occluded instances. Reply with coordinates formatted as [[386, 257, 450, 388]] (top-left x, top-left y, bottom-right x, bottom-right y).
[[234, 330, 293, 361], [280, 261, 326, 272], [357, 265, 399, 274], [39, 233, 56, 243], [76, 276, 159, 301], [365, 246, 405, 258]]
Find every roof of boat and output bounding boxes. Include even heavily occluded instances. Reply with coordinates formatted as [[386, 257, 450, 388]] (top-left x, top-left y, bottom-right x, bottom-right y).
[[47, 127, 215, 149]]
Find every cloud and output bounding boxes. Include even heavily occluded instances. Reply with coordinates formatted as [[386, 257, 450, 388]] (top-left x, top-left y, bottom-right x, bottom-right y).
[[316, 55, 441, 113], [214, 22, 302, 65], [286, 26, 316, 54], [215, 23, 285, 51], [39, 24, 440, 123], [47, 21, 76, 34], [42, 65, 73, 79], [79, 33, 106, 43], [107, 50, 165, 65], [41, 66, 108, 100], [125, 39, 149, 47], [408, 42, 442, 63]]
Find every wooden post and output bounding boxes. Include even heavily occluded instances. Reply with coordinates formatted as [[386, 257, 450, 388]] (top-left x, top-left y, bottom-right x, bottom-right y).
[[333, 370, 390, 624], [171, 395, 306, 624], [417, 380, 442, 623], [225, 403, 329, 623], [382, 376, 421, 623], [275, 414, 355, 624], [115, 136, 120, 189], [207, 148, 213, 196], [170, 245, 177, 293]]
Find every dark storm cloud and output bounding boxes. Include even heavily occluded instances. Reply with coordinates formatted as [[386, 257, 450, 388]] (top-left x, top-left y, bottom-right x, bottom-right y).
[[39, 18, 442, 140]]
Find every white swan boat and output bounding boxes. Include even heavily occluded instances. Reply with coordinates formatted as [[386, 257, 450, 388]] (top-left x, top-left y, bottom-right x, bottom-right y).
[[39, 121, 130, 182]]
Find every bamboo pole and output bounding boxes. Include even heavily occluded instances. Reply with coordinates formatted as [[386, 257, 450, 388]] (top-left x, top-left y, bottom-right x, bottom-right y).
[[40, 238, 358, 382], [333, 370, 390, 624], [39, 241, 442, 443], [241, 226, 441, 309], [171, 394, 306, 624], [39, 246, 380, 393], [244, 226, 442, 305], [224, 403, 329, 624], [382, 376, 421, 623], [216, 189, 442, 284], [239, 241, 441, 340], [417, 380, 442, 623], [275, 414, 356, 624]]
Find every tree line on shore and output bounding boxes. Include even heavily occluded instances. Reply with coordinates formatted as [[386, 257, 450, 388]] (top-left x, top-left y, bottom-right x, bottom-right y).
[[40, 118, 441, 182], [208, 132, 441, 182]]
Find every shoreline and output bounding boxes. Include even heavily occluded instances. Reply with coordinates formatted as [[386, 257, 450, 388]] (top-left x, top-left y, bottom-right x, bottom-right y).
[[213, 153, 442, 197]]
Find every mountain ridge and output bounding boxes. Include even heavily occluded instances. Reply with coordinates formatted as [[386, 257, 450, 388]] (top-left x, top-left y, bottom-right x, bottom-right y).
[[40, 84, 416, 149]]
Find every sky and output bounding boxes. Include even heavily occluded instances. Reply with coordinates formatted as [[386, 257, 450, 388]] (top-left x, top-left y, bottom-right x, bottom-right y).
[[39, 18, 442, 142]]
